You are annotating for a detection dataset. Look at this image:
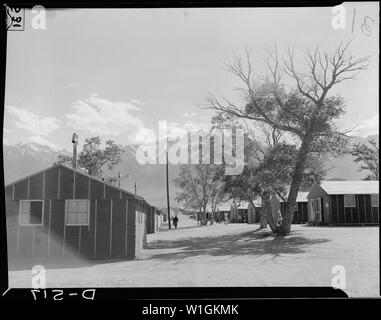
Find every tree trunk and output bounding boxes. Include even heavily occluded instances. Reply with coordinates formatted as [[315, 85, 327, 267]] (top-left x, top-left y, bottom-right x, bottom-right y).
[[262, 192, 277, 233], [210, 208, 215, 225], [202, 204, 207, 225], [248, 199, 255, 225], [197, 206, 202, 226], [256, 194, 268, 229], [210, 199, 214, 225], [277, 134, 312, 236], [260, 209, 267, 229]]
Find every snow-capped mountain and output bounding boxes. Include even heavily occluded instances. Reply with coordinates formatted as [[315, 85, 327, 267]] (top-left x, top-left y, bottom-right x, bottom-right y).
[[3, 142, 69, 161], [2, 143, 70, 185]]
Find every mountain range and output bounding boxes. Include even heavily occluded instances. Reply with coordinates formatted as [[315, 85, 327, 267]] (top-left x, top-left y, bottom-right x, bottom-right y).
[[2, 134, 378, 207], [2, 142, 179, 208]]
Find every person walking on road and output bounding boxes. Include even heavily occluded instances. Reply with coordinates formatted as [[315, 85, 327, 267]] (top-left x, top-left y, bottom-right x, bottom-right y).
[[173, 215, 179, 229]]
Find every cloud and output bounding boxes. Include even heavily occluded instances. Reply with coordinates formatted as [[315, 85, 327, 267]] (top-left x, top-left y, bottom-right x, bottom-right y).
[[134, 128, 157, 144], [183, 120, 211, 132], [65, 82, 79, 88], [130, 98, 148, 106], [28, 135, 59, 150], [164, 121, 210, 140], [3, 128, 11, 145], [5, 106, 60, 136], [182, 112, 197, 118], [66, 95, 145, 136], [130, 120, 212, 146], [350, 114, 379, 137]]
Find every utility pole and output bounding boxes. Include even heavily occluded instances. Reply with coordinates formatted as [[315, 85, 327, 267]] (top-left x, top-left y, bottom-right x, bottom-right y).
[[166, 135, 171, 229]]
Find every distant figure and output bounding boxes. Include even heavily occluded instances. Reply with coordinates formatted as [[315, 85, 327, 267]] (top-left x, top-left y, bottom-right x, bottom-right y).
[[173, 215, 179, 229], [224, 212, 229, 225], [275, 209, 283, 226]]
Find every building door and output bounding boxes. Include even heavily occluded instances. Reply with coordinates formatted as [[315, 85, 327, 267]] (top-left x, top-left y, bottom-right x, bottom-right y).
[[309, 200, 315, 222], [314, 198, 322, 223], [310, 198, 322, 224]]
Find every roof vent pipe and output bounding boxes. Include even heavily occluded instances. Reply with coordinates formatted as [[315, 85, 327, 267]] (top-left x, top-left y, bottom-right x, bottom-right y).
[[72, 133, 78, 170]]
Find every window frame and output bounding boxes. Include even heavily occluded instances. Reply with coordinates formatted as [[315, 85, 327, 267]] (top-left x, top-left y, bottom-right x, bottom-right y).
[[19, 200, 44, 227], [371, 194, 379, 208], [343, 194, 356, 208], [65, 199, 90, 226]]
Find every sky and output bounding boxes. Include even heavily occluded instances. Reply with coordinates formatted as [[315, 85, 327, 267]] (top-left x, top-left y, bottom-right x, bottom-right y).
[[3, 3, 379, 151]]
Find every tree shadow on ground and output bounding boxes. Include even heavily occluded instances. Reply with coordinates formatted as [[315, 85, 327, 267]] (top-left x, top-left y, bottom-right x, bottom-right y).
[[146, 228, 331, 261]]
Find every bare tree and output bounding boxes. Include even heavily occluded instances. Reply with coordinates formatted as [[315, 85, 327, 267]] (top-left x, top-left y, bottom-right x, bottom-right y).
[[206, 42, 370, 235], [174, 164, 224, 225]]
